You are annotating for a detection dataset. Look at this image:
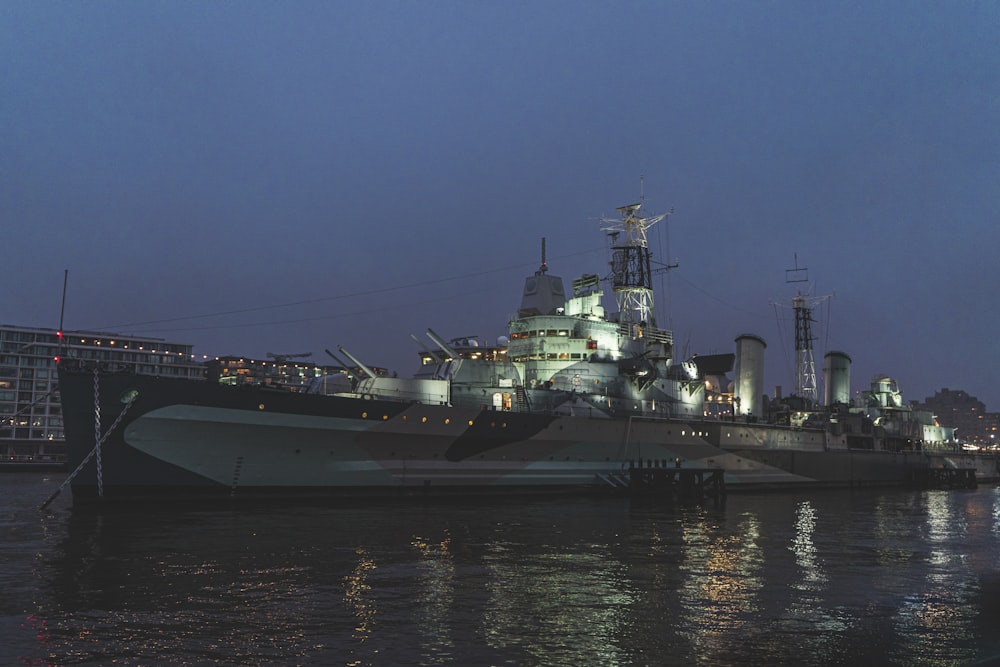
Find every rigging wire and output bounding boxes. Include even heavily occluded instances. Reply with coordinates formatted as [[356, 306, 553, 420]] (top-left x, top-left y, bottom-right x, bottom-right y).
[[654, 204, 672, 330], [823, 295, 833, 352], [92, 246, 606, 333], [772, 302, 795, 388], [124, 290, 473, 334], [673, 273, 773, 320]]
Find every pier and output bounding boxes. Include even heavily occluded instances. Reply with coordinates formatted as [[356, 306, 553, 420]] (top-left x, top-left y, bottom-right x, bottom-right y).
[[907, 467, 978, 490], [626, 464, 727, 504]]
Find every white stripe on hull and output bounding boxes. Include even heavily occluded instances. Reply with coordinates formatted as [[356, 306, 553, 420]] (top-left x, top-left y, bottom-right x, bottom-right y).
[[121, 405, 841, 489]]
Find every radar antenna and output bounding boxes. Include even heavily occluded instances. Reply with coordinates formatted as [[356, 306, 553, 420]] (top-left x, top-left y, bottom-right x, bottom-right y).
[[600, 195, 672, 328]]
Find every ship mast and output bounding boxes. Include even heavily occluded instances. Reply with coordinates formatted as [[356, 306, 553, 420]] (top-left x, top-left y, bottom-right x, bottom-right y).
[[792, 292, 818, 403], [601, 197, 670, 328], [780, 255, 832, 404]]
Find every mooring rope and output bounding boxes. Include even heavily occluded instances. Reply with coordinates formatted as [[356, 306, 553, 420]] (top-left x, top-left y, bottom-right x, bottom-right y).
[[39, 370, 137, 510]]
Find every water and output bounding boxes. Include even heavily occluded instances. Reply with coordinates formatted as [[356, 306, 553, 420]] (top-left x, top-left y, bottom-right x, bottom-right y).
[[3, 473, 1000, 666]]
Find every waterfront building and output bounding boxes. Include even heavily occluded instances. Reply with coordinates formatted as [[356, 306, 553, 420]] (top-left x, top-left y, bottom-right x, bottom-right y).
[[206, 354, 386, 392], [0, 324, 207, 465], [915, 388, 1000, 448]]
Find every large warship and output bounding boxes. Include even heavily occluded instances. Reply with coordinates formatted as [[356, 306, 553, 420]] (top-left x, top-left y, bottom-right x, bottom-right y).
[[56, 200, 999, 502]]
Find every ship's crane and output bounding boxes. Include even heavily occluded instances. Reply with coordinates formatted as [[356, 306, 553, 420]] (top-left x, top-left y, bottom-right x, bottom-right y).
[[265, 352, 313, 364]]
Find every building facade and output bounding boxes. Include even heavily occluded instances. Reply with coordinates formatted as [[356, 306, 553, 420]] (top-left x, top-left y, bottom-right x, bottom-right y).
[[915, 388, 1000, 449], [0, 324, 207, 465], [206, 355, 380, 392]]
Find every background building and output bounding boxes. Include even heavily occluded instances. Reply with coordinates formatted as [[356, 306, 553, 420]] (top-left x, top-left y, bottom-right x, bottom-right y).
[[0, 324, 206, 466], [915, 388, 1000, 448], [1, 325, 381, 467], [206, 355, 368, 392]]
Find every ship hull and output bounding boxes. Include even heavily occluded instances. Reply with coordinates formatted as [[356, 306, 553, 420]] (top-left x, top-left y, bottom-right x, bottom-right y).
[[58, 364, 999, 502]]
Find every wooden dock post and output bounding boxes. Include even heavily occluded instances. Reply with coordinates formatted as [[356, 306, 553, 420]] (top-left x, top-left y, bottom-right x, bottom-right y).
[[628, 463, 726, 505]]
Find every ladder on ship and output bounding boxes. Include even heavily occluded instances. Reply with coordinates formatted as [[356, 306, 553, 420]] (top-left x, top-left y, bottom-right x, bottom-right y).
[[515, 385, 529, 411]]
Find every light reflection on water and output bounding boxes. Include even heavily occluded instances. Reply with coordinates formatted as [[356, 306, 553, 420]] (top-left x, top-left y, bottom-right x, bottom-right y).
[[410, 531, 455, 663], [790, 500, 826, 593], [344, 547, 377, 645], [3, 475, 1000, 666], [782, 500, 847, 652], [676, 509, 765, 660], [892, 491, 979, 666], [482, 543, 635, 666]]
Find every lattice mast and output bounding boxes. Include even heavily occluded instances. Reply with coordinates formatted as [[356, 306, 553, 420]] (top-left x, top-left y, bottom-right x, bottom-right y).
[[792, 292, 817, 402], [601, 198, 670, 328], [782, 256, 831, 404]]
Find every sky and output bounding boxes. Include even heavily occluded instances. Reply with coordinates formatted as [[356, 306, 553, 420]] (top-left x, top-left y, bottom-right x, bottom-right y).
[[3, 1, 999, 410]]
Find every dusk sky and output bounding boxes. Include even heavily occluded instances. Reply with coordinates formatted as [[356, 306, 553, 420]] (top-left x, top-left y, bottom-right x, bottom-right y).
[[4, 2, 999, 410]]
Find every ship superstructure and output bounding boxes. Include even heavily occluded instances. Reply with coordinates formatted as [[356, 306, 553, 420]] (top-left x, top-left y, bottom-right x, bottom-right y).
[[396, 202, 702, 420]]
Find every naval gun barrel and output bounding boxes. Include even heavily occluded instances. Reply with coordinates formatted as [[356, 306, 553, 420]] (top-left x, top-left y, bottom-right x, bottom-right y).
[[410, 334, 445, 361], [325, 348, 356, 373], [425, 328, 459, 360], [336, 346, 378, 379]]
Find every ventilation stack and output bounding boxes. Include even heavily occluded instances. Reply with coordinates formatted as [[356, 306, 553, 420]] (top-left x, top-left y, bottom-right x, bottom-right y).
[[823, 351, 852, 406], [733, 334, 766, 418]]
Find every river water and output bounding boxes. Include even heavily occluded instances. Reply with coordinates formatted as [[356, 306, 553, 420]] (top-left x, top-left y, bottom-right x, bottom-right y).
[[2, 472, 1000, 666]]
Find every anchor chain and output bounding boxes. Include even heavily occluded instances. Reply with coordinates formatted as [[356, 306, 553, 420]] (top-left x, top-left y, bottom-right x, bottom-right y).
[[39, 368, 137, 510], [94, 367, 103, 497]]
